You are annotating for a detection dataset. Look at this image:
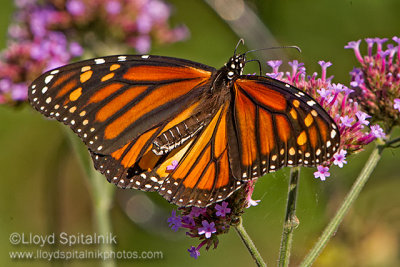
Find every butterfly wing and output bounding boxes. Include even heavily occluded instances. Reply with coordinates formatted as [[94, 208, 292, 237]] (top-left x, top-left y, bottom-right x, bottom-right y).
[[29, 55, 215, 154], [28, 55, 221, 196], [156, 104, 244, 207], [230, 75, 340, 180]]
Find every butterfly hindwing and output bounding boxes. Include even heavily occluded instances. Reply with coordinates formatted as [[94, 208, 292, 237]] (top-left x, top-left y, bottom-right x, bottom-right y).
[[158, 104, 244, 207], [230, 76, 340, 180]]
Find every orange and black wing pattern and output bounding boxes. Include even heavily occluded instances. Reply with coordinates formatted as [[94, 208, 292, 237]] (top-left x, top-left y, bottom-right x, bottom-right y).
[[28, 55, 221, 201], [28, 51, 340, 208], [230, 75, 340, 180], [157, 104, 244, 206], [29, 55, 215, 154]]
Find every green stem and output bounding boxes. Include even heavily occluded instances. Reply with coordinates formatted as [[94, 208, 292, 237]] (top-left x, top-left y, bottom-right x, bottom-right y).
[[278, 167, 301, 267], [64, 127, 116, 267], [300, 141, 385, 266], [235, 217, 267, 267]]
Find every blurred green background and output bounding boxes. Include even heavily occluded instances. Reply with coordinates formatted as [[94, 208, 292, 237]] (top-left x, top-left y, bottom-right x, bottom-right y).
[[1, 0, 400, 266]]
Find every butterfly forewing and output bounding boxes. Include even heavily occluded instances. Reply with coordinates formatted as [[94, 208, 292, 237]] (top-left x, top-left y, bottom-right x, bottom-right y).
[[29, 55, 215, 154]]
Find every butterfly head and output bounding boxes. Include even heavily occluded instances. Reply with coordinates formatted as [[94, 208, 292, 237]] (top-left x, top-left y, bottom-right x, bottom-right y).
[[225, 54, 246, 80]]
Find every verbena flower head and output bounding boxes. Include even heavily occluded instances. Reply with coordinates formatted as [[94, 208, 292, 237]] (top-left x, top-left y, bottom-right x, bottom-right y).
[[0, 0, 188, 105], [266, 59, 381, 180], [346, 37, 400, 131], [167, 180, 258, 258]]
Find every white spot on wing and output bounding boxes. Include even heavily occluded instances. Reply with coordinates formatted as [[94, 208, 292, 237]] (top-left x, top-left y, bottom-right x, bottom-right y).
[[95, 58, 105, 64], [45, 75, 54, 84], [307, 100, 316, 106], [118, 56, 127, 61]]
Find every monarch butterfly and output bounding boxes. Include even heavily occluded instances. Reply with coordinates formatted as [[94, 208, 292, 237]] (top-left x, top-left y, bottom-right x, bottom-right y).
[[28, 42, 340, 207]]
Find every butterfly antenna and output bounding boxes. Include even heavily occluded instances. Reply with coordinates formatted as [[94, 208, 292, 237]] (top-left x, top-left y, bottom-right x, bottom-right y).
[[234, 38, 245, 55], [246, 59, 262, 76], [244, 45, 302, 56]]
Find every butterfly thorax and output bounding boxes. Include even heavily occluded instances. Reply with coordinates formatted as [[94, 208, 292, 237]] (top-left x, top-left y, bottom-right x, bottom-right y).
[[151, 55, 246, 156]]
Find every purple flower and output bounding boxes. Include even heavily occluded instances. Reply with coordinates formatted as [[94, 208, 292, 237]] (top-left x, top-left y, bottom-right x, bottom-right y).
[[267, 60, 282, 73], [188, 246, 200, 259], [345, 39, 363, 63], [394, 99, 400, 112], [198, 220, 216, 239], [246, 198, 260, 208], [333, 150, 347, 168], [318, 61, 332, 81], [166, 160, 178, 171], [347, 37, 400, 130], [1, 0, 188, 105], [314, 166, 331, 181], [215, 202, 231, 217], [66, 0, 85, 16], [317, 88, 331, 98], [167, 210, 182, 232], [356, 111, 371, 126], [190, 207, 207, 217], [340, 115, 354, 127], [181, 215, 195, 226], [370, 125, 386, 138]]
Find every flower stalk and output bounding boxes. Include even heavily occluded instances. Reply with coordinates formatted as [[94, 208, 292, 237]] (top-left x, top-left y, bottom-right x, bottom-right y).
[[234, 217, 267, 267], [64, 127, 116, 267], [300, 138, 387, 266], [278, 167, 301, 267]]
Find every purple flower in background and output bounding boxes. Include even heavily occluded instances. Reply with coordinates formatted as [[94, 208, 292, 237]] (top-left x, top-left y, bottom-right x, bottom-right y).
[[370, 125, 386, 138], [66, 0, 85, 16], [0, 0, 188, 105], [198, 220, 216, 239], [69, 42, 83, 57], [134, 35, 151, 54], [347, 37, 400, 130], [215, 202, 231, 217], [105, 0, 121, 15], [394, 99, 400, 112], [314, 166, 331, 181]]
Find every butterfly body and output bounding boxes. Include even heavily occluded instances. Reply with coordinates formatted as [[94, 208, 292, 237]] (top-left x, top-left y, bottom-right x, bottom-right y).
[[29, 52, 340, 207]]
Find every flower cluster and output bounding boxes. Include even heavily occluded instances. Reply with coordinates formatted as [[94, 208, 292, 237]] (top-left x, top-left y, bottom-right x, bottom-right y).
[[266, 60, 383, 180], [0, 0, 188, 105], [167, 180, 258, 258], [345, 37, 400, 131]]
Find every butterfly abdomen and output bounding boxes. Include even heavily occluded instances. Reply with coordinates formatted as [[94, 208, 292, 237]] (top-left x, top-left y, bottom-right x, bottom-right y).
[[152, 112, 211, 155]]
